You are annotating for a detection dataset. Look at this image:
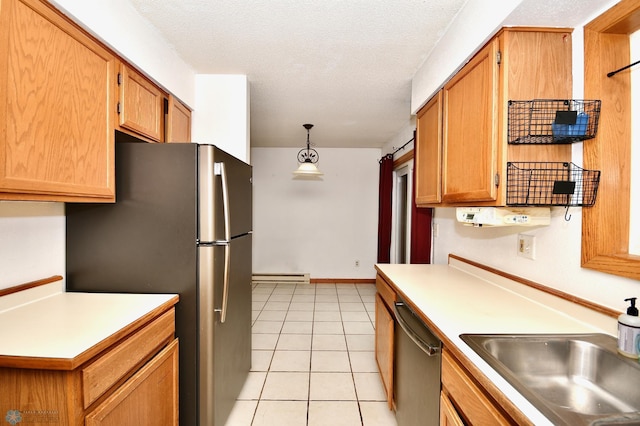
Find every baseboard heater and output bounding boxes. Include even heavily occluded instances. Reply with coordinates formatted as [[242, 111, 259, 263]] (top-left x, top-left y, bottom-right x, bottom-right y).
[[252, 273, 310, 285]]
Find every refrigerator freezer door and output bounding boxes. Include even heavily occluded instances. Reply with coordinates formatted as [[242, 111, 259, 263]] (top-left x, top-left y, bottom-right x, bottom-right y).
[[198, 145, 252, 243], [198, 233, 252, 426]]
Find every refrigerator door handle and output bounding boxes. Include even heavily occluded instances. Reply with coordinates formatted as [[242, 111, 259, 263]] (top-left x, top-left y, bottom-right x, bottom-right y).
[[215, 162, 232, 242], [214, 162, 231, 323]]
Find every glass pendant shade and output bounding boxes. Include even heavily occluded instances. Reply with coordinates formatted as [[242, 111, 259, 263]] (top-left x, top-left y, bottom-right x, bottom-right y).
[[293, 160, 323, 177]]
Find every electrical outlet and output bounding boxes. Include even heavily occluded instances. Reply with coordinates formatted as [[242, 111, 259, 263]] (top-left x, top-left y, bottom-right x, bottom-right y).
[[517, 234, 535, 260]]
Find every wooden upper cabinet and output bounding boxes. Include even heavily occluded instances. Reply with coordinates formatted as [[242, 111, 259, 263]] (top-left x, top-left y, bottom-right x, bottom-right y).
[[117, 64, 166, 143], [442, 38, 500, 204], [415, 91, 443, 205], [502, 30, 573, 166], [166, 96, 192, 143], [0, 0, 116, 201], [414, 28, 572, 207]]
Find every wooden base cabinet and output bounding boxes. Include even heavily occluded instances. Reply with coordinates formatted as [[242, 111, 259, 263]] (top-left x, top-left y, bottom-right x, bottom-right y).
[[86, 339, 179, 426], [0, 309, 178, 426], [375, 275, 397, 409], [440, 392, 465, 426], [375, 293, 394, 408], [441, 348, 515, 425]]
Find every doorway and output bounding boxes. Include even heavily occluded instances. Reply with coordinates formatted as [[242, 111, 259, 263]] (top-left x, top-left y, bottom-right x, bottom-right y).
[[391, 162, 413, 264]]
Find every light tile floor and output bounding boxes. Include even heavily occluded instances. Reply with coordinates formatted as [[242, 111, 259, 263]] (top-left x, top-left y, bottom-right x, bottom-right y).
[[225, 282, 398, 426]]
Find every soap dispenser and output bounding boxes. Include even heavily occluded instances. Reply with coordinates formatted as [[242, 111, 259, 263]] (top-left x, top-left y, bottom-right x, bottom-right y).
[[618, 297, 640, 358]]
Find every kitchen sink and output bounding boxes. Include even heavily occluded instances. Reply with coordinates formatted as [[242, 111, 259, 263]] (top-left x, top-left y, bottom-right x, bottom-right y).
[[460, 333, 640, 425]]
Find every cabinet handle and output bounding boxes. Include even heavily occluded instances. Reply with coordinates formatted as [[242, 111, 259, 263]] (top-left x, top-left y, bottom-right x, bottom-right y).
[[394, 301, 441, 356]]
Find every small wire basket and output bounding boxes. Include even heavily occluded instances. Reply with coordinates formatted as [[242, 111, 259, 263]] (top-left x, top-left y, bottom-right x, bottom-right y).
[[508, 99, 601, 144], [506, 162, 600, 207]]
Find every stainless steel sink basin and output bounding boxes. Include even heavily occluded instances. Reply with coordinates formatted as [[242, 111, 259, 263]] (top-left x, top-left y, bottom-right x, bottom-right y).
[[460, 333, 640, 425]]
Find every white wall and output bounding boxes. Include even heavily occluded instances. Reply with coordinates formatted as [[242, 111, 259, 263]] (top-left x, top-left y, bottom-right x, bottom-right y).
[[0, 202, 65, 289], [192, 75, 251, 163], [411, 0, 523, 113], [252, 148, 380, 279], [381, 118, 416, 158]]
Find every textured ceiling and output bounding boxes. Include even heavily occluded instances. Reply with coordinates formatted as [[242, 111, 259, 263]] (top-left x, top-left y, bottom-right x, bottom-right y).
[[127, 0, 466, 148], [127, 0, 615, 149]]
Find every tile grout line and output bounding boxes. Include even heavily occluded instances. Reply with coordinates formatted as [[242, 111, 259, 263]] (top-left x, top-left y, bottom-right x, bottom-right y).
[[305, 284, 316, 426], [246, 282, 387, 426]]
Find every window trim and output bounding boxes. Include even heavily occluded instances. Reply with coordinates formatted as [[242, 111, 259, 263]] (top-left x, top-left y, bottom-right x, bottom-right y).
[[582, 0, 640, 280]]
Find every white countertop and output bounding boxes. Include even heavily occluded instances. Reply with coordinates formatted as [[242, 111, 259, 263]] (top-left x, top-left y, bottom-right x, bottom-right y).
[[375, 258, 617, 426], [0, 283, 177, 362]]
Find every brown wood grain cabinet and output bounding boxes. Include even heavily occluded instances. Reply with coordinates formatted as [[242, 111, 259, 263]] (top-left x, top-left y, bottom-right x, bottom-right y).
[[441, 348, 515, 425], [167, 95, 192, 143], [85, 339, 179, 426], [375, 274, 396, 408], [117, 63, 167, 143], [0, 0, 116, 202], [415, 28, 573, 207], [0, 308, 179, 426], [439, 392, 465, 426], [415, 91, 443, 204], [442, 38, 500, 204], [0, 0, 194, 201]]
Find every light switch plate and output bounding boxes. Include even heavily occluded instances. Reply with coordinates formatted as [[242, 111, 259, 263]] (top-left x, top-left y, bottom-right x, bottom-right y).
[[517, 234, 535, 260]]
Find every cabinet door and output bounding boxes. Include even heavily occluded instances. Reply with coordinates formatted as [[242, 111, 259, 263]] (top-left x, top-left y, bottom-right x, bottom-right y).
[[375, 293, 394, 408], [415, 91, 443, 205], [440, 392, 465, 426], [85, 339, 179, 426], [118, 64, 165, 142], [0, 0, 115, 201], [441, 348, 512, 425], [442, 38, 500, 203], [166, 96, 192, 143]]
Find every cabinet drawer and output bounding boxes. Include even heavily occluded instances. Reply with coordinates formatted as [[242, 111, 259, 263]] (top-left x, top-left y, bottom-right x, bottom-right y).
[[85, 338, 179, 426], [441, 349, 513, 425], [376, 275, 397, 310], [82, 309, 175, 408]]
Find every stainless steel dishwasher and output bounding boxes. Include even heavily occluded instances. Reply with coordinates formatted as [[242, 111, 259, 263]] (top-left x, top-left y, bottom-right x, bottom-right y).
[[393, 299, 442, 426]]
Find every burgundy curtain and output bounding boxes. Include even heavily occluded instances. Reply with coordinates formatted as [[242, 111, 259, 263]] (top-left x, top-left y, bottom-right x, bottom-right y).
[[410, 170, 432, 264], [377, 154, 394, 263]]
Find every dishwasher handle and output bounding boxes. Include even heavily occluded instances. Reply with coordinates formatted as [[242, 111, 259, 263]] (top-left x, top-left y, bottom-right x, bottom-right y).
[[394, 301, 441, 357]]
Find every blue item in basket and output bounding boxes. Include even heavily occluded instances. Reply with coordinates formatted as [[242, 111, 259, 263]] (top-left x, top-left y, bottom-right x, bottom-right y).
[[552, 112, 588, 140]]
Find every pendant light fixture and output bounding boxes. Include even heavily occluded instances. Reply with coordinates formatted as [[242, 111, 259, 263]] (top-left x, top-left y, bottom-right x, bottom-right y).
[[293, 123, 323, 178]]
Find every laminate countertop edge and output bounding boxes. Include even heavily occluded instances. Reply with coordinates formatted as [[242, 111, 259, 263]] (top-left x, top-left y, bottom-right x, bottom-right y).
[[0, 287, 179, 368]]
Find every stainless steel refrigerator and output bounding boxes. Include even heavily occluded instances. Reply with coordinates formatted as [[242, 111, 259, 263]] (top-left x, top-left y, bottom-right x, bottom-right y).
[[66, 139, 252, 426]]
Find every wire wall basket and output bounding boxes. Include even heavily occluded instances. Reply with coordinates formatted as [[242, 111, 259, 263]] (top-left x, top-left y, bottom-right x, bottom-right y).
[[508, 99, 601, 144], [506, 162, 600, 207]]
